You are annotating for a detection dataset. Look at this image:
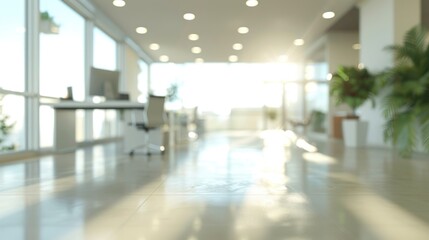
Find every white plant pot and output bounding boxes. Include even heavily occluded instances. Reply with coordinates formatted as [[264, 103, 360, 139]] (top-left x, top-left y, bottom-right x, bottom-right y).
[[342, 119, 368, 147]]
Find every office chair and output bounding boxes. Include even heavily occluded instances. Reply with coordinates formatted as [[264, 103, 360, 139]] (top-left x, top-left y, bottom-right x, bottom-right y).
[[129, 95, 166, 156]]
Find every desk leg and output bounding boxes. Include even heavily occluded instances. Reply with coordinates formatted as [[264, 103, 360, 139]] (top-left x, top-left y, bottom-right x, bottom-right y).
[[54, 109, 77, 151]]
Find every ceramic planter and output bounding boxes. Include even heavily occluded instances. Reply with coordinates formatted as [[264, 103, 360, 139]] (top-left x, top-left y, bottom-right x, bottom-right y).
[[342, 119, 368, 147]]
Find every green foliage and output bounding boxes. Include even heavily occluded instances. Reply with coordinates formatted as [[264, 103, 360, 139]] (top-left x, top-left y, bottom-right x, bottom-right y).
[[167, 84, 179, 102], [40, 11, 53, 21], [381, 25, 429, 157], [0, 114, 16, 151], [330, 65, 378, 115], [266, 108, 278, 121]]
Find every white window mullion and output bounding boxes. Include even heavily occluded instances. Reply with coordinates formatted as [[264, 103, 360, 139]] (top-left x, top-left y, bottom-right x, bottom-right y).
[[84, 20, 94, 141], [26, 0, 40, 150]]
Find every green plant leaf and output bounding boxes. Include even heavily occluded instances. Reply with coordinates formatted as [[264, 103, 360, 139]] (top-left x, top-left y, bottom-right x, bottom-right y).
[[330, 65, 377, 113], [382, 25, 429, 157]]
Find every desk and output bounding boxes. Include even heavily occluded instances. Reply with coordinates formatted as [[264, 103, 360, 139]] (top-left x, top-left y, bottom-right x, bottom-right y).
[[47, 101, 145, 152]]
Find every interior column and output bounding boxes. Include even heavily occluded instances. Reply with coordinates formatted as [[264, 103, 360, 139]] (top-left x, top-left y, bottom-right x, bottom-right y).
[[357, 0, 421, 146]]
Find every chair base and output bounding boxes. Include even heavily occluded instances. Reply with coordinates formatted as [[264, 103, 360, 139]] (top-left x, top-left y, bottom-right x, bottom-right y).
[[129, 144, 165, 157]]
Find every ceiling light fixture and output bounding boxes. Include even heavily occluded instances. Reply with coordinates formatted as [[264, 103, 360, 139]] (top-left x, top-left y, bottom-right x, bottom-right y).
[[159, 55, 169, 62], [322, 11, 335, 19], [191, 47, 202, 54], [246, 0, 258, 7], [112, 0, 126, 7], [195, 58, 204, 63], [229, 55, 238, 62], [294, 39, 305, 46], [149, 43, 160, 50], [135, 27, 147, 34], [183, 13, 195, 21], [238, 27, 249, 34], [188, 34, 199, 41], [233, 43, 243, 50]]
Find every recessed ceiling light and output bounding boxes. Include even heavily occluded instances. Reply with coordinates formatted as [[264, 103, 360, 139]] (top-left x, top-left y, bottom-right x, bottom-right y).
[[159, 55, 169, 62], [195, 58, 204, 63], [135, 27, 147, 34], [112, 0, 126, 7], [326, 73, 333, 80], [294, 39, 305, 46], [238, 27, 249, 34], [246, 0, 258, 7], [322, 11, 335, 19], [229, 55, 238, 62], [352, 43, 361, 50], [149, 43, 160, 50], [183, 13, 195, 21], [188, 34, 199, 41], [191, 47, 202, 54], [233, 43, 243, 50], [278, 55, 288, 62]]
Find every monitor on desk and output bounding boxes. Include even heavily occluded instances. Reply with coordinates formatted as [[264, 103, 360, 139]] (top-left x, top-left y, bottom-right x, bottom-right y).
[[89, 67, 120, 100]]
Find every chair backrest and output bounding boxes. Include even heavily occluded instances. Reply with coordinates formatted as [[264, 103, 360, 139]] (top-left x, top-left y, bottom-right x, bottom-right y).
[[145, 95, 166, 128]]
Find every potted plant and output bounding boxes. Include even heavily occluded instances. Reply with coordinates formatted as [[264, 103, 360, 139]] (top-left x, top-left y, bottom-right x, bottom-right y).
[[40, 11, 60, 34], [0, 114, 16, 151], [330, 65, 378, 147], [266, 107, 278, 129], [380, 25, 429, 157]]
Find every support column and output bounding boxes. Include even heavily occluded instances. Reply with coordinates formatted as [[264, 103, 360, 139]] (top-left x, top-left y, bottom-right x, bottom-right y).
[[358, 0, 421, 146], [359, 0, 421, 71]]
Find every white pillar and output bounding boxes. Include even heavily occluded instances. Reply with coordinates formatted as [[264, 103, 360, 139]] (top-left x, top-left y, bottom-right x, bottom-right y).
[[359, 0, 421, 71], [358, 0, 421, 146]]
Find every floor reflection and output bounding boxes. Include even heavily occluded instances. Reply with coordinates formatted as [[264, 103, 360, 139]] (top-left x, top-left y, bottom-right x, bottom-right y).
[[0, 131, 428, 239]]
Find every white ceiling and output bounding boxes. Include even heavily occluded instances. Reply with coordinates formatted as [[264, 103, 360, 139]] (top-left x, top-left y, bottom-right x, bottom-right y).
[[89, 0, 359, 63]]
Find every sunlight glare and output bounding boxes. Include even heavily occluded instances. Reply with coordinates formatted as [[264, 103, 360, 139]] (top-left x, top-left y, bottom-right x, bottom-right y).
[[302, 152, 336, 164], [296, 138, 318, 152]]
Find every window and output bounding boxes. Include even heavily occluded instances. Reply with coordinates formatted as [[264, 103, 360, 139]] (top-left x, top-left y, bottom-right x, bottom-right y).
[[151, 63, 302, 113], [39, 0, 85, 148], [93, 28, 117, 70], [39, 0, 85, 100], [0, 0, 26, 92], [0, 0, 26, 153], [0, 95, 26, 151], [92, 27, 118, 139], [137, 60, 149, 102]]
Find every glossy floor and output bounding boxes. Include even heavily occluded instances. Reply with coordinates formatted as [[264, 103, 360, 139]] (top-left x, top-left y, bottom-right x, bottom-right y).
[[1, 130, 429, 240]]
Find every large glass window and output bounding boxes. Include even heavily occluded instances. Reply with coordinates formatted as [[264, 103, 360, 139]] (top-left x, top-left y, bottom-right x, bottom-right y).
[[0, 0, 26, 92], [0, 95, 26, 151], [93, 28, 117, 70], [39, 0, 85, 100], [304, 62, 329, 134], [92, 27, 118, 139], [137, 60, 149, 102], [0, 1, 26, 153], [39, 0, 85, 148], [151, 63, 301, 113]]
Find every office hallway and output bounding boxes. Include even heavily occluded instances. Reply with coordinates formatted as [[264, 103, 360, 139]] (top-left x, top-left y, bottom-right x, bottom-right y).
[[0, 131, 429, 240]]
